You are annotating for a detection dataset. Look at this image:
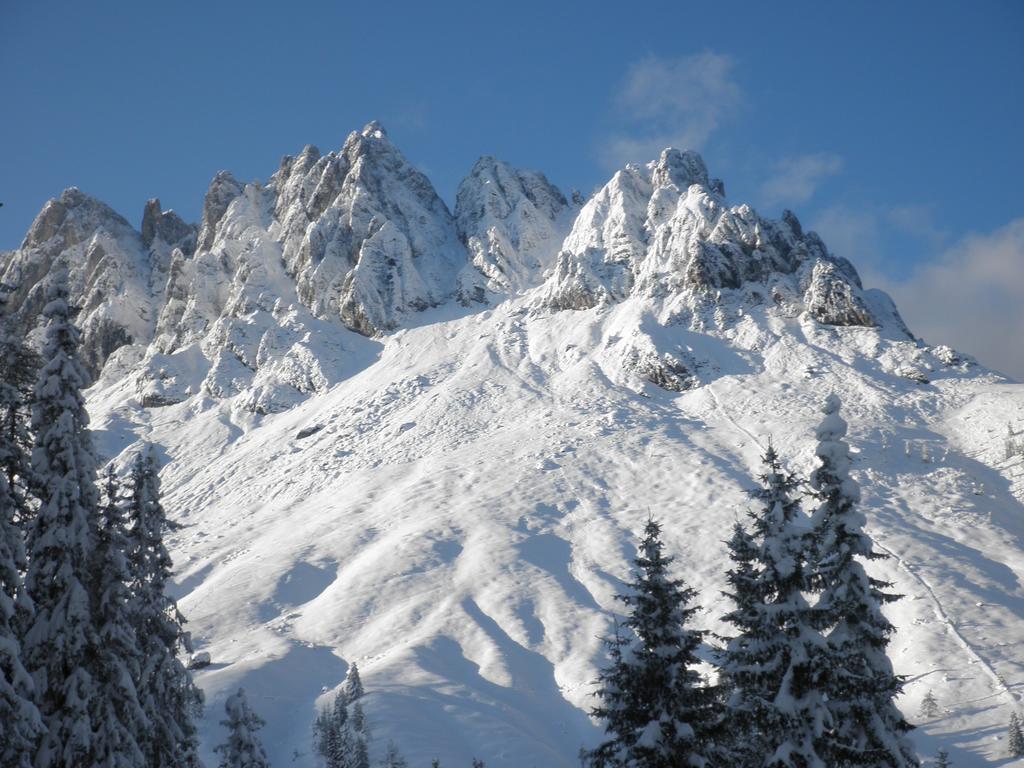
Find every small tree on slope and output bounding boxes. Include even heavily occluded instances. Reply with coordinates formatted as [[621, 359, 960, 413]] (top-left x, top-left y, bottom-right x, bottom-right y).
[[215, 688, 270, 768], [0, 468, 43, 767], [22, 278, 104, 768], [720, 443, 832, 768], [809, 395, 917, 767], [1008, 712, 1024, 758], [313, 686, 363, 768], [128, 444, 203, 767], [89, 466, 147, 767], [586, 518, 716, 767]]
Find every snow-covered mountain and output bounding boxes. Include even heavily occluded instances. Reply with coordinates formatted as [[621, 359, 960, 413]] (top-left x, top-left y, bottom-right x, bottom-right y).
[[4, 123, 1023, 767]]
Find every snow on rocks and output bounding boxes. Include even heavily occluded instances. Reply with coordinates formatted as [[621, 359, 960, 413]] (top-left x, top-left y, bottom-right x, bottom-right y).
[[455, 155, 577, 297], [538, 147, 896, 339]]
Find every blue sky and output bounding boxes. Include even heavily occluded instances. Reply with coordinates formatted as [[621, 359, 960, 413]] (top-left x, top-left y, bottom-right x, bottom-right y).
[[2, 1, 1023, 374]]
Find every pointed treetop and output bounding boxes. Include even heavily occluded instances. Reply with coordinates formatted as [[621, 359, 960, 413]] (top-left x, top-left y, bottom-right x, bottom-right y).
[[344, 662, 365, 701]]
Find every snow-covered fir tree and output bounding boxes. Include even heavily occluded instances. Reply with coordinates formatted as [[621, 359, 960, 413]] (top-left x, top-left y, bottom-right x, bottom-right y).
[[917, 690, 939, 720], [344, 663, 365, 702], [809, 395, 917, 767], [128, 444, 203, 767], [586, 518, 717, 768], [0, 283, 40, 529], [380, 741, 407, 768], [719, 442, 831, 768], [0, 467, 43, 767], [313, 686, 364, 768], [1008, 712, 1024, 758], [22, 277, 103, 768], [89, 466, 147, 767], [933, 748, 949, 768], [215, 688, 270, 768]]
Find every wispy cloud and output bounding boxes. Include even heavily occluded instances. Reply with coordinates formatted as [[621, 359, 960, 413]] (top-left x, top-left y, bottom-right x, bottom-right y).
[[601, 52, 741, 168], [758, 153, 843, 210], [814, 206, 1024, 379], [879, 219, 1024, 379]]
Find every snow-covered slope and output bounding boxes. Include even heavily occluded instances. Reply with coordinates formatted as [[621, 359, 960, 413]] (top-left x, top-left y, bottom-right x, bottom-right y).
[[8, 126, 1024, 767]]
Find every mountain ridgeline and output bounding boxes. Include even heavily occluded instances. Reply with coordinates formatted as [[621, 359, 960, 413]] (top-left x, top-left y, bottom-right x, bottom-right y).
[[1, 121, 948, 414]]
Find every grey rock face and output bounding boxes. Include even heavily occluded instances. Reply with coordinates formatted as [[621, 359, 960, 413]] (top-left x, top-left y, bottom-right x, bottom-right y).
[[141, 198, 196, 254], [540, 149, 891, 332], [272, 122, 466, 335], [455, 156, 575, 295], [198, 171, 244, 251], [1, 188, 156, 378]]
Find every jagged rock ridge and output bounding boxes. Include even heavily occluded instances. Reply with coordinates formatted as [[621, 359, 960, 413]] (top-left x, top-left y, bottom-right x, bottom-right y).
[[3, 123, 933, 409]]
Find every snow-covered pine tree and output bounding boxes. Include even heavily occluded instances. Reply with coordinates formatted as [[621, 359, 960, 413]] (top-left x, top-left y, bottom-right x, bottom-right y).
[[215, 688, 270, 768], [719, 442, 831, 768], [0, 467, 43, 767], [313, 688, 360, 768], [380, 741, 407, 768], [933, 748, 950, 768], [89, 466, 147, 767], [918, 690, 939, 720], [586, 518, 716, 768], [809, 394, 917, 767], [344, 663, 364, 701], [345, 663, 370, 768], [23, 277, 103, 768], [1008, 712, 1024, 758], [0, 283, 40, 529], [128, 444, 203, 767]]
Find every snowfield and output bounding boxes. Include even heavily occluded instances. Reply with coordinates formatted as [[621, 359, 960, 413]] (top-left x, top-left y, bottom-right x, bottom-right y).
[[86, 294, 1024, 767]]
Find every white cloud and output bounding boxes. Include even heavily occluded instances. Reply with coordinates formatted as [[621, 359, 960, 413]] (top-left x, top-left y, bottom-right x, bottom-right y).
[[601, 52, 741, 168], [880, 219, 1024, 380], [812, 208, 1023, 379], [759, 153, 843, 209]]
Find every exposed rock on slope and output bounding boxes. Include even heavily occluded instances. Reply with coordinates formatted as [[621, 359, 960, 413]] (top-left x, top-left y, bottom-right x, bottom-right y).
[[539, 149, 888, 332], [1, 188, 157, 376], [273, 122, 466, 335], [455, 156, 576, 296]]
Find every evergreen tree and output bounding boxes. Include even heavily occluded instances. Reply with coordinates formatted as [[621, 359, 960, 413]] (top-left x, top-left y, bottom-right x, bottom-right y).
[[89, 466, 147, 767], [719, 443, 831, 768], [586, 518, 716, 767], [345, 664, 370, 768], [313, 688, 360, 768], [215, 688, 270, 768], [22, 277, 103, 768], [128, 444, 203, 767], [933, 748, 949, 768], [809, 395, 917, 767], [0, 468, 43, 767], [344, 663, 365, 701], [380, 742, 406, 768], [917, 690, 939, 720], [0, 283, 40, 529], [1008, 712, 1024, 758]]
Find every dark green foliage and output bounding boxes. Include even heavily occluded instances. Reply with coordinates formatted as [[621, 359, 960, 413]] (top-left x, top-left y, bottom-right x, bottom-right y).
[[585, 518, 716, 767]]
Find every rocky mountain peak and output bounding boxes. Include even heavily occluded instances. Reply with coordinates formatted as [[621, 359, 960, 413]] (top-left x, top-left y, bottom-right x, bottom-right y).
[[141, 198, 195, 254], [360, 120, 388, 139], [455, 155, 575, 294], [651, 148, 710, 192], [198, 171, 245, 251]]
